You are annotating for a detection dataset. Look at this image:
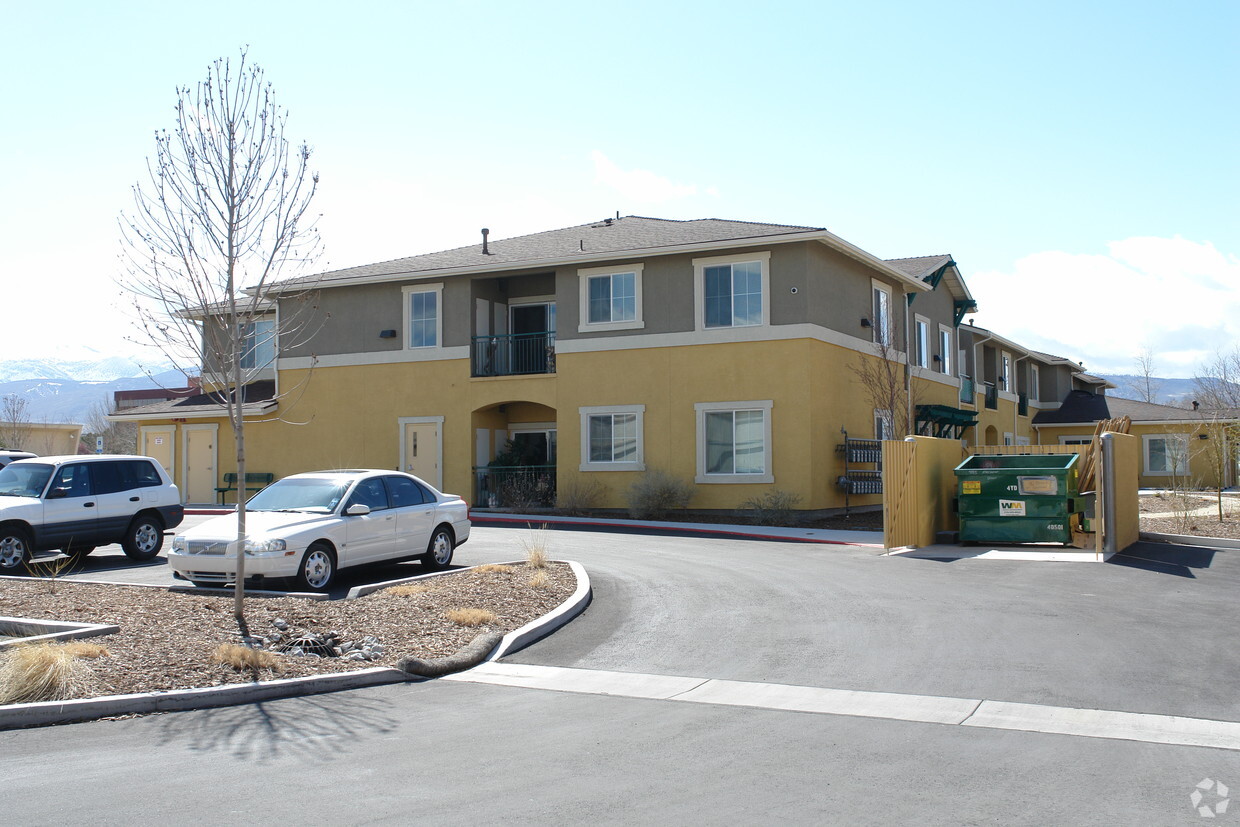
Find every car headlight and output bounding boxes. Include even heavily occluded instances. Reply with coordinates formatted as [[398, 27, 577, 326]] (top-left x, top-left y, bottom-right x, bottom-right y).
[[171, 536, 187, 552], [244, 538, 287, 554]]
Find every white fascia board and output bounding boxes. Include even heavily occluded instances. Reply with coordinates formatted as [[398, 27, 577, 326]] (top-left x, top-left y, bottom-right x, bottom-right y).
[[263, 229, 934, 295], [107, 402, 277, 422]]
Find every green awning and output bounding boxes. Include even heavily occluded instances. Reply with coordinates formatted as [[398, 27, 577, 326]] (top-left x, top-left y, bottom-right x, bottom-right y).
[[916, 404, 978, 439]]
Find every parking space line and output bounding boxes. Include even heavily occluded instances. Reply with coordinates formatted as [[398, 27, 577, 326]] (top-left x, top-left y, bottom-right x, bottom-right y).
[[445, 663, 1240, 751]]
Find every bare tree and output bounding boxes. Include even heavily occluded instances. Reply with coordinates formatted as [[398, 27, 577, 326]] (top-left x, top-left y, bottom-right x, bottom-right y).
[[119, 49, 322, 619], [851, 339, 920, 438], [84, 399, 138, 455], [1126, 346, 1163, 404], [0, 394, 33, 450], [1194, 346, 1240, 411]]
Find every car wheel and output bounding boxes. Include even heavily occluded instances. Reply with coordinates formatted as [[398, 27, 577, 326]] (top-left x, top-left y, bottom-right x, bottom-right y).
[[121, 514, 165, 561], [0, 526, 32, 571], [421, 526, 455, 570], [295, 543, 336, 591], [62, 545, 96, 561]]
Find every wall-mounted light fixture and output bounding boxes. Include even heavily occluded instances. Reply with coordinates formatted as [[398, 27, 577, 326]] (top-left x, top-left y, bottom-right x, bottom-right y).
[[933, 354, 942, 362], [860, 318, 872, 328], [379, 329, 398, 339]]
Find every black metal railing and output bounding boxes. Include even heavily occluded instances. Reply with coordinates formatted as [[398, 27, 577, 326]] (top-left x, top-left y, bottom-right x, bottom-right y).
[[959, 375, 974, 405], [471, 332, 556, 377], [1018, 392, 1029, 416], [984, 382, 998, 409], [474, 465, 557, 508]]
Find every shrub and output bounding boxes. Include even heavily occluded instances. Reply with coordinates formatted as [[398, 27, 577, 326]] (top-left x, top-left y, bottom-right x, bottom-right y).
[[472, 564, 513, 575], [556, 478, 606, 515], [521, 528, 549, 569], [627, 470, 694, 519], [0, 641, 105, 704], [445, 608, 498, 627], [528, 570, 549, 589], [211, 644, 283, 673], [742, 489, 804, 526], [386, 584, 431, 596]]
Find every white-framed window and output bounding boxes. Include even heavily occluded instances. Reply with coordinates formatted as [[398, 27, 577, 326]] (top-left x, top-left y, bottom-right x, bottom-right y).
[[402, 283, 444, 349], [694, 252, 770, 330], [578, 405, 644, 471], [578, 264, 644, 332], [239, 318, 276, 370], [694, 400, 773, 483], [1001, 351, 1013, 391], [1058, 436, 1093, 445], [874, 409, 893, 441], [914, 316, 930, 368], [1029, 364, 1040, 402], [871, 280, 892, 346], [938, 325, 953, 375], [1003, 432, 1014, 446], [1143, 433, 1190, 476]]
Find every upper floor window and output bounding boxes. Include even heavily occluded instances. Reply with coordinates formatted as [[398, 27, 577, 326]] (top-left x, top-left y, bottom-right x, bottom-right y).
[[1029, 364, 1040, 401], [938, 325, 953, 375], [402, 284, 444, 349], [871, 280, 892, 346], [914, 316, 930, 368], [239, 319, 275, 370], [577, 264, 644, 332], [694, 252, 770, 331], [1001, 351, 1013, 391]]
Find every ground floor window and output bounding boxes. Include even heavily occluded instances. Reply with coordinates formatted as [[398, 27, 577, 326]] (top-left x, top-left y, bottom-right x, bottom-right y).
[[694, 400, 774, 484], [1143, 433, 1189, 476], [579, 405, 645, 471]]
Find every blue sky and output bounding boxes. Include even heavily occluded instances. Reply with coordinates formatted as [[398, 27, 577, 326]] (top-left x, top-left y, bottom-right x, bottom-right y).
[[2, 1, 1236, 376]]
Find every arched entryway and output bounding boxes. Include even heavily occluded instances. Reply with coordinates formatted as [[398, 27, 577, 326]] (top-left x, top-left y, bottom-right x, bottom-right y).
[[472, 401, 557, 509]]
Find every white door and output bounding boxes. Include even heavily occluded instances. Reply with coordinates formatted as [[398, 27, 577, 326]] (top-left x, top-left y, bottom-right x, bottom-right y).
[[341, 476, 397, 565], [402, 421, 441, 488], [142, 428, 175, 479], [183, 427, 217, 505]]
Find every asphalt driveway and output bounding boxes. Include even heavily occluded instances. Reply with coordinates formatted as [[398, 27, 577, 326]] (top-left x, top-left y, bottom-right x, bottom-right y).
[[3, 524, 1237, 824]]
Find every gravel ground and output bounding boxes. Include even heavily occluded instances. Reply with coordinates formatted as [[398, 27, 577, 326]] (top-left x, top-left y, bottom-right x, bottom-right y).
[[0, 562, 574, 701], [1138, 492, 1240, 540]]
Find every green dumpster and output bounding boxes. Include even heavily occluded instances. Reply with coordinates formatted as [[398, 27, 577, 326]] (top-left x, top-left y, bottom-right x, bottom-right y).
[[954, 454, 1081, 544]]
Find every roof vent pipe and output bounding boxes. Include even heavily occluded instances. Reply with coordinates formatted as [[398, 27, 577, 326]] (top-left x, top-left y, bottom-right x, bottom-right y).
[[481, 228, 490, 255], [1193, 400, 1200, 411]]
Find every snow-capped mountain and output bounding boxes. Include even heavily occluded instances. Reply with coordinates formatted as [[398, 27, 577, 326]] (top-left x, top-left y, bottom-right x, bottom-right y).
[[0, 356, 194, 425]]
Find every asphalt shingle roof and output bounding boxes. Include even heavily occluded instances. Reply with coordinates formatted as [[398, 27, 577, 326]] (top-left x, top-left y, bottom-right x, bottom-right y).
[[1033, 391, 1230, 425], [883, 255, 953, 280], [291, 216, 824, 288], [111, 381, 277, 419]]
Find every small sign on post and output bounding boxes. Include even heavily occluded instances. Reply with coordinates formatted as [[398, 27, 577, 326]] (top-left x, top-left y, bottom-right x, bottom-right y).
[[95, 436, 104, 454]]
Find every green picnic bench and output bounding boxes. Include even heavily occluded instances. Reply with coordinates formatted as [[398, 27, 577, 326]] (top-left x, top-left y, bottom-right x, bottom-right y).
[[215, 472, 275, 504]]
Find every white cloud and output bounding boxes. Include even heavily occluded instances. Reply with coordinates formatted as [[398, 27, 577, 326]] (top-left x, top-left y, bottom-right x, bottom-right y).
[[968, 237, 1240, 378], [591, 151, 699, 203]]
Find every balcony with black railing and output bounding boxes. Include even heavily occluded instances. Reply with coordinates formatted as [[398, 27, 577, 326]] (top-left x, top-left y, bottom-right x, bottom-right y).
[[984, 382, 998, 410], [472, 332, 556, 377], [1018, 392, 1029, 416], [959, 375, 975, 405]]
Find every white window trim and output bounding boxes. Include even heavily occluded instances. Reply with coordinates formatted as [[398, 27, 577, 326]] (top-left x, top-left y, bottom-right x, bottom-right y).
[[870, 279, 893, 346], [1142, 433, 1190, 477], [578, 404, 645, 471], [693, 251, 771, 332], [401, 283, 444, 350], [1003, 432, 1014, 446], [694, 400, 774, 484], [913, 314, 930, 369], [938, 324, 954, 376], [1058, 436, 1093, 445], [577, 264, 644, 333], [874, 409, 893, 441]]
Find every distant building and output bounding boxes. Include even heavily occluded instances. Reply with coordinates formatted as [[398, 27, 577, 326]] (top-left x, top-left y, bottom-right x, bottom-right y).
[[113, 377, 200, 411]]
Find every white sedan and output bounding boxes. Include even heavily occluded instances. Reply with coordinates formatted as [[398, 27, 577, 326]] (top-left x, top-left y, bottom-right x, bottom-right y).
[[168, 470, 471, 591]]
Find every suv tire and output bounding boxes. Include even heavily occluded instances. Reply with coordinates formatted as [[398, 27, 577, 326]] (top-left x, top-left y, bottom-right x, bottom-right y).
[[122, 514, 165, 561], [0, 525, 31, 571]]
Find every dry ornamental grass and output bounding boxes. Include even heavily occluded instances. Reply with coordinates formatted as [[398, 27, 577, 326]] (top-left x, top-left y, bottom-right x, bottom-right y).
[[0, 562, 575, 702]]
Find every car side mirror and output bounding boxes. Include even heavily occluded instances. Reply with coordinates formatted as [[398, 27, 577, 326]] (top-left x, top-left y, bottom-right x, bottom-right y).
[[345, 503, 371, 516], [45, 489, 66, 500]]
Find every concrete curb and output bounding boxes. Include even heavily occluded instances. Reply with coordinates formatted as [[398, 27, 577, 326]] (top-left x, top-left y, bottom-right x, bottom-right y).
[[1139, 532, 1240, 551], [470, 513, 882, 547], [0, 560, 590, 729], [0, 575, 325, 601]]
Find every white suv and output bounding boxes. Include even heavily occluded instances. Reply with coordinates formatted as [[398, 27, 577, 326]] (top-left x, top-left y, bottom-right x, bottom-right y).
[[0, 455, 184, 571]]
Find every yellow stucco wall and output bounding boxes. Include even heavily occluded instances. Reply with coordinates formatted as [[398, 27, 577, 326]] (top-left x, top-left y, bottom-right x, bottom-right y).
[[1036, 421, 1231, 488], [134, 335, 982, 510]]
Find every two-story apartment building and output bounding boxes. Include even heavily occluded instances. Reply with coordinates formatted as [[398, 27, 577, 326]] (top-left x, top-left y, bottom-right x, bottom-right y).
[[114, 216, 996, 509]]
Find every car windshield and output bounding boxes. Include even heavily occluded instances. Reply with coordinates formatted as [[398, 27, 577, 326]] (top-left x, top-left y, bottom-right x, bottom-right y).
[[246, 478, 352, 513], [0, 463, 54, 498]]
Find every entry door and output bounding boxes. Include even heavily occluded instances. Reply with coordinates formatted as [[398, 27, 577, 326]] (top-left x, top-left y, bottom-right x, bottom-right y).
[[184, 427, 217, 505], [403, 421, 441, 488], [142, 428, 174, 478], [509, 303, 555, 373]]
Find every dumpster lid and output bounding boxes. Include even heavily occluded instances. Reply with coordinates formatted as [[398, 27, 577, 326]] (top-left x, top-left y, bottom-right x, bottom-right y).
[[954, 453, 1079, 472]]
